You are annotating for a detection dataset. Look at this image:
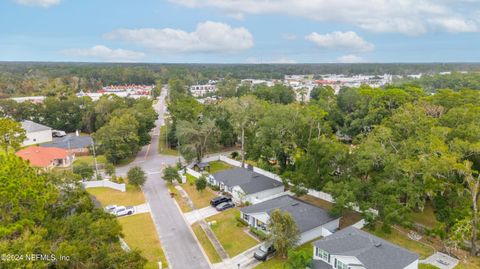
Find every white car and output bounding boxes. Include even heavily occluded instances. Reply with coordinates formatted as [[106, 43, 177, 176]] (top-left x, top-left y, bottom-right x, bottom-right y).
[[114, 206, 135, 217], [52, 130, 67, 137], [104, 205, 118, 213]]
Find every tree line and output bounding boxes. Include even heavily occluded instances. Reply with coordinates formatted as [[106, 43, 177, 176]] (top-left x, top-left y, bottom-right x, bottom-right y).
[[167, 78, 480, 255]]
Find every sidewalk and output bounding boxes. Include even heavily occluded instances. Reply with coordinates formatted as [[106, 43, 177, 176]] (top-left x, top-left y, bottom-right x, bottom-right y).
[[185, 206, 220, 225]]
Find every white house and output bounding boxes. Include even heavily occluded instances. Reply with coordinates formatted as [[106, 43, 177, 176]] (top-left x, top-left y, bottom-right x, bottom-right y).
[[208, 167, 284, 204], [312, 226, 419, 269], [21, 120, 53, 146], [189, 84, 217, 97], [240, 195, 341, 244]]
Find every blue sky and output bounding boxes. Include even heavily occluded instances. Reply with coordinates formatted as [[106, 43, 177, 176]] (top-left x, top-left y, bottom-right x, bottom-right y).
[[1, 0, 480, 63]]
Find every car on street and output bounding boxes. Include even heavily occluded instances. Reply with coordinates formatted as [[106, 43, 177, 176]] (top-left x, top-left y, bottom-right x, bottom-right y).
[[215, 201, 235, 211], [104, 205, 118, 213], [114, 206, 135, 217], [210, 196, 232, 207], [253, 241, 276, 261]]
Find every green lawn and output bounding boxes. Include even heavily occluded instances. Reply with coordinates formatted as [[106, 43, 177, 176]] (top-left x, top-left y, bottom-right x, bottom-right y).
[[254, 239, 315, 269], [167, 183, 192, 213], [411, 204, 439, 229], [206, 208, 259, 257], [74, 155, 107, 166], [182, 175, 218, 209], [158, 125, 179, 156], [118, 213, 168, 269], [365, 226, 434, 259], [192, 222, 222, 264], [86, 185, 145, 207], [208, 161, 233, 174]]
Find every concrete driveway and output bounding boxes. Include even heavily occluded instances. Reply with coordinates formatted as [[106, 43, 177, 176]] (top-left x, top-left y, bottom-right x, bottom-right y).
[[184, 206, 221, 225], [212, 244, 262, 269]]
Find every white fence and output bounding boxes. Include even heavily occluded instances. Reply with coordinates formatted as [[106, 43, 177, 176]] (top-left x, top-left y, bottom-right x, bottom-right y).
[[307, 189, 335, 203], [185, 167, 202, 179], [82, 180, 126, 192], [351, 219, 367, 229]]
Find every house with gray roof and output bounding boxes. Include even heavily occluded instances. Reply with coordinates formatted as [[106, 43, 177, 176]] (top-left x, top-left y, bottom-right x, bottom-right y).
[[41, 134, 92, 155], [312, 226, 419, 269], [21, 120, 53, 146], [240, 195, 340, 244], [208, 167, 284, 204]]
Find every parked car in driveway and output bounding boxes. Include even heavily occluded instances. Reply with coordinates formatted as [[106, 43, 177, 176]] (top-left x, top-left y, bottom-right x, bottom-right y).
[[210, 196, 232, 207], [253, 241, 276, 261], [114, 206, 135, 217], [52, 130, 67, 137], [104, 205, 118, 213], [215, 201, 235, 211]]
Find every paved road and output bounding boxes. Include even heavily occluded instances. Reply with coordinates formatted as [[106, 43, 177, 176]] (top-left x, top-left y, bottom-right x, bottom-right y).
[[118, 87, 210, 269]]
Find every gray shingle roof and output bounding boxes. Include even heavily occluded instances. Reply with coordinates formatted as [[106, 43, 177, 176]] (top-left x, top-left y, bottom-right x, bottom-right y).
[[21, 120, 51, 133], [212, 167, 283, 194], [240, 195, 337, 233], [313, 226, 419, 269], [41, 134, 92, 150]]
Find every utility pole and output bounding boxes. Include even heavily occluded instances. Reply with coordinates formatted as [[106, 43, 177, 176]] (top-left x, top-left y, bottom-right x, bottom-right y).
[[91, 138, 99, 180]]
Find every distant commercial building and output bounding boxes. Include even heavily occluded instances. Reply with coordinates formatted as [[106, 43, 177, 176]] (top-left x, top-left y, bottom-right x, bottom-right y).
[[21, 120, 53, 146], [189, 84, 217, 97]]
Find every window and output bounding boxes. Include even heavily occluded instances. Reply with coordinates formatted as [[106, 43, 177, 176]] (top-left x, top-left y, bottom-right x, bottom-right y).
[[316, 248, 329, 262], [335, 259, 348, 269], [243, 214, 249, 221]]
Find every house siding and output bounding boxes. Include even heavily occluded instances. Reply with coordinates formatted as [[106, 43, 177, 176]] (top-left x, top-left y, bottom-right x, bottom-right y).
[[300, 218, 340, 244], [23, 129, 52, 146], [247, 186, 285, 204]]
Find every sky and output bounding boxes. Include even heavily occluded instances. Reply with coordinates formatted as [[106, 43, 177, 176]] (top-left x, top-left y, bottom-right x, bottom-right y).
[[1, 0, 480, 63]]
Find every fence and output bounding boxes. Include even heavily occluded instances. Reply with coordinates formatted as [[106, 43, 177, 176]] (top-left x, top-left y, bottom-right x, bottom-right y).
[[82, 180, 126, 192], [307, 189, 335, 203], [185, 167, 202, 179]]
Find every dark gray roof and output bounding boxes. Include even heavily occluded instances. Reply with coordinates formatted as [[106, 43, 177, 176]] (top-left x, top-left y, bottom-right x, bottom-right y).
[[212, 167, 283, 194], [311, 259, 332, 269], [21, 120, 51, 133], [240, 195, 337, 233], [41, 134, 92, 149], [313, 227, 419, 269]]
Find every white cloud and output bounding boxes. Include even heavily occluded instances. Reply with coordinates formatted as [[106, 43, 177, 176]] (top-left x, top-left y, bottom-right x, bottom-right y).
[[62, 45, 145, 62], [15, 0, 60, 7], [105, 21, 254, 53], [169, 0, 480, 34], [281, 33, 297, 41], [306, 31, 374, 52], [337, 54, 364, 63], [246, 56, 297, 64]]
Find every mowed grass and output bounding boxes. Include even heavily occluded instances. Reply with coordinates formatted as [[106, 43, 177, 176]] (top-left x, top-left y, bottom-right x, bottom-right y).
[[167, 183, 192, 212], [254, 239, 315, 269], [74, 154, 107, 166], [365, 226, 434, 259], [118, 213, 168, 269], [192, 222, 222, 264], [182, 174, 218, 209], [158, 125, 179, 156], [206, 208, 258, 257], [208, 161, 233, 174], [410, 204, 439, 229], [87, 185, 145, 207]]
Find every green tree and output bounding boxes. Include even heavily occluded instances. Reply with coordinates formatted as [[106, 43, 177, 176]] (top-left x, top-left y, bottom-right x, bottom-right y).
[[267, 209, 300, 258], [0, 118, 26, 153], [176, 119, 218, 163], [127, 166, 147, 187], [104, 162, 116, 177], [163, 166, 180, 183], [94, 113, 140, 164], [285, 249, 311, 269], [195, 176, 207, 192], [73, 162, 94, 180]]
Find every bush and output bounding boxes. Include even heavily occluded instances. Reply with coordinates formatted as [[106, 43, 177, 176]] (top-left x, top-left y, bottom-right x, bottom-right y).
[[195, 176, 207, 192], [73, 162, 94, 180], [235, 212, 248, 227], [249, 227, 269, 241], [127, 166, 147, 187], [209, 184, 220, 191], [230, 151, 239, 159], [291, 184, 308, 197], [163, 166, 180, 183]]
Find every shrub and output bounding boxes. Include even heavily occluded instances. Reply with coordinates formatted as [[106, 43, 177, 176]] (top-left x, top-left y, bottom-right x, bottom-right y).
[[73, 162, 94, 180], [230, 151, 239, 159], [291, 184, 308, 197], [209, 184, 220, 191], [235, 212, 248, 226], [127, 166, 146, 187], [249, 227, 268, 241], [195, 176, 207, 192]]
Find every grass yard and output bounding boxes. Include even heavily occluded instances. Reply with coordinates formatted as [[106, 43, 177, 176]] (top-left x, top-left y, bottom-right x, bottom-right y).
[[206, 208, 259, 257], [167, 183, 192, 212], [411, 204, 439, 229], [182, 176, 218, 209], [254, 239, 316, 269], [74, 154, 107, 166], [208, 161, 233, 174], [158, 125, 179, 156], [365, 226, 434, 259], [298, 195, 362, 229], [118, 213, 168, 269], [86, 185, 145, 207], [192, 222, 222, 264]]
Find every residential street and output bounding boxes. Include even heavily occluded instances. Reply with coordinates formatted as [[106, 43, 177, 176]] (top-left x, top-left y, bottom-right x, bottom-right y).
[[118, 87, 210, 269]]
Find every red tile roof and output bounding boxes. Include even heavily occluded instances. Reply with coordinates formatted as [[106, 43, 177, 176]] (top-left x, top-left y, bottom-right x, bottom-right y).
[[16, 146, 70, 168]]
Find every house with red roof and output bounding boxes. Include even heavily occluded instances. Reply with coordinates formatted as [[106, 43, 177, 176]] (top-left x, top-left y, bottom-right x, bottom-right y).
[[16, 146, 75, 169]]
